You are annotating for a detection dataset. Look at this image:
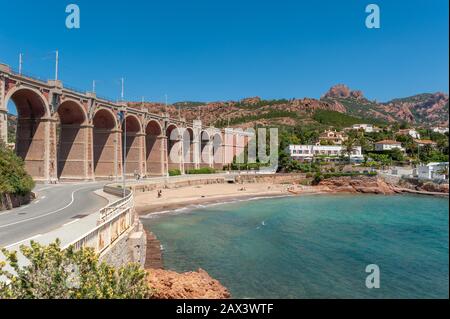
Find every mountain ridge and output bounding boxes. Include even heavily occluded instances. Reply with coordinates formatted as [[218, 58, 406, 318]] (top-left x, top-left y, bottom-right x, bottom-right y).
[[128, 84, 448, 128]]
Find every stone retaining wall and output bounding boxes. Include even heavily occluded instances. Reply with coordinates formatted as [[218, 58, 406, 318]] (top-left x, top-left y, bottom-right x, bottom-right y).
[[99, 219, 147, 268]]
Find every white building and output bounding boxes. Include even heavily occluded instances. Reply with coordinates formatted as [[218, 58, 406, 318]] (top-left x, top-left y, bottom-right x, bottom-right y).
[[351, 124, 380, 133], [317, 130, 347, 145], [432, 127, 449, 134], [417, 162, 449, 180], [287, 144, 363, 162], [397, 129, 421, 139], [374, 140, 405, 152]]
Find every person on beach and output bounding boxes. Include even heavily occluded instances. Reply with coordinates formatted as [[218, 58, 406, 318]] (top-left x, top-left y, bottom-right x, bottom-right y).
[[157, 189, 162, 198]]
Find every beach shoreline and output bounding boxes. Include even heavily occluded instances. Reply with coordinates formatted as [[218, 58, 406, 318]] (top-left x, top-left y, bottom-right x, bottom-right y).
[[135, 175, 448, 217], [135, 182, 293, 216]]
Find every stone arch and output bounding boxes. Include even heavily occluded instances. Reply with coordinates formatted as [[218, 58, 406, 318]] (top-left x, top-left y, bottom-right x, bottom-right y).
[[145, 119, 164, 176], [92, 108, 118, 178], [183, 127, 195, 171], [212, 132, 223, 170], [122, 114, 143, 176], [5, 87, 52, 180], [200, 130, 211, 168], [4, 86, 51, 118], [56, 100, 89, 179], [166, 123, 182, 172]]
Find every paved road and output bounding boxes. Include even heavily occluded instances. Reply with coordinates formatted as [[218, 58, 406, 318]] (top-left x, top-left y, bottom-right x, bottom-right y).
[[0, 182, 108, 247]]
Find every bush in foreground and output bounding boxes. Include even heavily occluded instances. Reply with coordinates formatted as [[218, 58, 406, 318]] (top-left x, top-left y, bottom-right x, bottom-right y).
[[0, 144, 35, 196], [0, 240, 150, 299]]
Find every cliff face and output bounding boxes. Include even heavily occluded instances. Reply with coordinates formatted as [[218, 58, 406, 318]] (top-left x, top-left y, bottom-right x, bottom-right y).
[[317, 176, 395, 195], [322, 86, 449, 127], [147, 268, 231, 299]]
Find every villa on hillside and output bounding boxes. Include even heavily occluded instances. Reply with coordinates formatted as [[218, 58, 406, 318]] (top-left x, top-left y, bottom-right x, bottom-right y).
[[374, 140, 405, 152], [432, 127, 449, 134], [414, 139, 438, 148], [287, 144, 364, 163], [317, 130, 347, 145], [349, 124, 381, 133], [397, 129, 421, 139], [416, 162, 449, 181]]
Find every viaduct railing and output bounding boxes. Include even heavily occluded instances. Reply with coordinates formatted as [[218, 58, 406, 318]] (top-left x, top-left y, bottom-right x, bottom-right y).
[[63, 187, 134, 255]]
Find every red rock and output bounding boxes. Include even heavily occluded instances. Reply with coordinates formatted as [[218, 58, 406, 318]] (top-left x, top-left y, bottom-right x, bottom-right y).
[[147, 268, 231, 299]]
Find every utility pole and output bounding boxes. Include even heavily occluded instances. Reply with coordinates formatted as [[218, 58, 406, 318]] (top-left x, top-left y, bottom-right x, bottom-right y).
[[92, 80, 96, 93], [55, 50, 59, 81], [121, 77, 124, 101], [19, 53, 23, 75], [122, 109, 127, 197]]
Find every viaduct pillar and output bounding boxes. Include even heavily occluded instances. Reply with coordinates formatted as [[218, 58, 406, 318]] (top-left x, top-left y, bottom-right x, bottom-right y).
[[0, 73, 7, 145]]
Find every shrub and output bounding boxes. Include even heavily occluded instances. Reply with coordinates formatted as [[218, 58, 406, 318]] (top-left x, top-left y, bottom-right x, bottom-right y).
[[321, 171, 378, 179], [312, 173, 323, 185], [0, 240, 150, 299], [186, 167, 216, 174], [168, 169, 182, 176], [0, 144, 35, 195]]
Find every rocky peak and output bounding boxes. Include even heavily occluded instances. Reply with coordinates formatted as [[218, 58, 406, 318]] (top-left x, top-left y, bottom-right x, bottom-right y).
[[240, 96, 261, 105], [322, 84, 365, 100]]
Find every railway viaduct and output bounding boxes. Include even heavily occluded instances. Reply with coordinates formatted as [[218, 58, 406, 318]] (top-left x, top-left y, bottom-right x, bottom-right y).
[[0, 63, 250, 183]]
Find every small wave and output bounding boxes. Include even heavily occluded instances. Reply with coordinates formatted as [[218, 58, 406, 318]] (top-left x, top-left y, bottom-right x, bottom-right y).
[[141, 194, 292, 218]]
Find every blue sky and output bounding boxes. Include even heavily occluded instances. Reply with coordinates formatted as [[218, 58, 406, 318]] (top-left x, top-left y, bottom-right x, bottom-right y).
[[0, 0, 448, 106]]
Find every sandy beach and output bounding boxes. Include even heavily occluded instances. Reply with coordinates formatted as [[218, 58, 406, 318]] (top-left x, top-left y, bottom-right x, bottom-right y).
[[135, 182, 292, 215]]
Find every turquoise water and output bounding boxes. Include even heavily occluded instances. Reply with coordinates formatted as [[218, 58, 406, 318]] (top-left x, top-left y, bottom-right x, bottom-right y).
[[142, 195, 449, 298]]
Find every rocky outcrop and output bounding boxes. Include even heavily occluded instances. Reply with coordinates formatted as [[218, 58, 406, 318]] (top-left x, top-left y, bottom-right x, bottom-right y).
[[322, 84, 365, 100], [147, 268, 231, 299], [317, 176, 395, 195], [419, 182, 449, 193], [398, 178, 449, 194]]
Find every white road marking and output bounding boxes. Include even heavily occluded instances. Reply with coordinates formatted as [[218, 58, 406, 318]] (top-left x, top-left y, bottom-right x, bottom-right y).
[[4, 234, 43, 249], [63, 218, 80, 227], [0, 186, 96, 229]]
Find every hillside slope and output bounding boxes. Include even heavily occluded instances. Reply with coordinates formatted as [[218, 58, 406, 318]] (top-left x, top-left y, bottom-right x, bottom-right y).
[[128, 84, 448, 129]]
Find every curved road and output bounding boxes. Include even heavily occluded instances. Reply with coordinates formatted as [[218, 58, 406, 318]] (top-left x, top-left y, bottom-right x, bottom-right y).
[[0, 182, 108, 247]]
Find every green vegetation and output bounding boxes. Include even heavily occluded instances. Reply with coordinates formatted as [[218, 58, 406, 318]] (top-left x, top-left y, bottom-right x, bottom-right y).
[[0, 143, 35, 196], [235, 99, 290, 109], [186, 167, 216, 174], [322, 97, 390, 123], [312, 171, 377, 185], [215, 110, 298, 127], [168, 169, 182, 176], [0, 240, 150, 299], [313, 109, 384, 128], [173, 101, 205, 108], [7, 114, 16, 144]]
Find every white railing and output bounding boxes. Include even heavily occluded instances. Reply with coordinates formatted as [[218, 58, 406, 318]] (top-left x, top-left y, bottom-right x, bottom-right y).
[[98, 188, 133, 223], [63, 189, 134, 254]]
